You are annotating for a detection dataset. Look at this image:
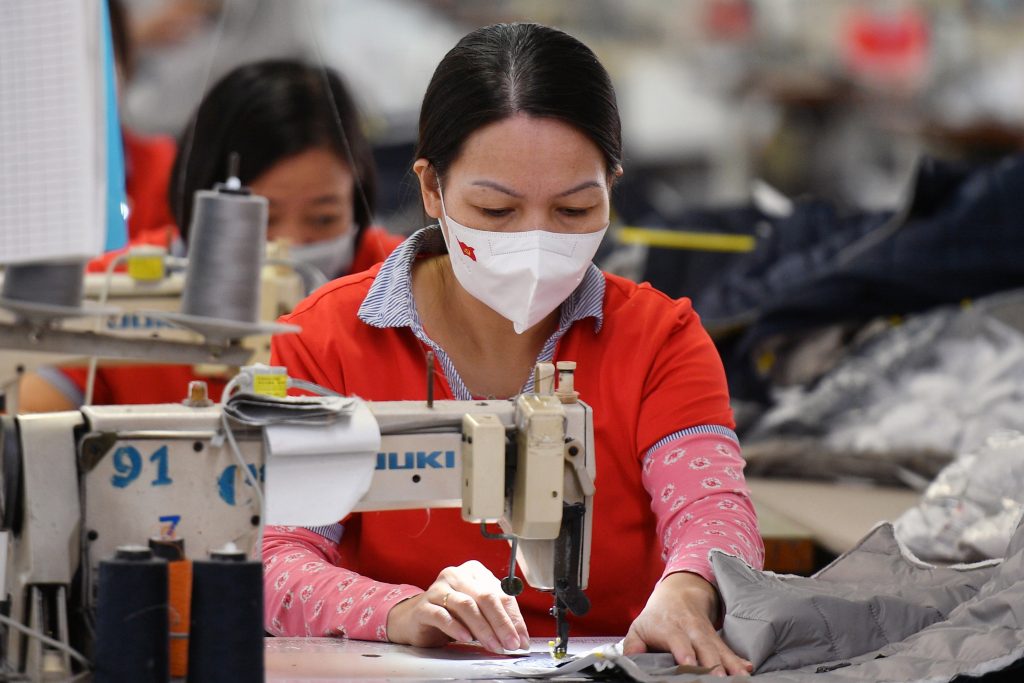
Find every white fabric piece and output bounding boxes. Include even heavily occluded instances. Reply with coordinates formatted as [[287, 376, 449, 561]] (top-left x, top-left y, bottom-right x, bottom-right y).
[[749, 291, 1024, 461], [263, 398, 381, 526], [513, 640, 713, 681], [895, 430, 1024, 562]]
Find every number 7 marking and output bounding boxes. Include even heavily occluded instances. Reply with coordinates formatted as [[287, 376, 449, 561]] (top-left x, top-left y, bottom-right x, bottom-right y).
[[159, 514, 181, 538]]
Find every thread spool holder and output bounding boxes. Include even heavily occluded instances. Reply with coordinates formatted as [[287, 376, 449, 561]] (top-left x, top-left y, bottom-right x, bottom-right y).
[[153, 172, 299, 345]]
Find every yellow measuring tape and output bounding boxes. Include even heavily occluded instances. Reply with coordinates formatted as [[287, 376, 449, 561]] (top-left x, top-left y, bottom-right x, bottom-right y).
[[617, 227, 756, 253]]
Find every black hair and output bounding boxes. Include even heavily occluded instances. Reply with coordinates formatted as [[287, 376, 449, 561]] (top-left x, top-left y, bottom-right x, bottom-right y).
[[415, 23, 621, 180], [170, 59, 377, 245], [107, 0, 133, 79]]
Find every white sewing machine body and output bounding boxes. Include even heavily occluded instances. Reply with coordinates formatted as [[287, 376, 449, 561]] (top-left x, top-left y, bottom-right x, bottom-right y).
[[0, 375, 595, 677]]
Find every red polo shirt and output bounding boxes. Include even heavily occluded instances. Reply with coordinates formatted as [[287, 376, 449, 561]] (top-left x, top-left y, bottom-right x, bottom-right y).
[[270, 260, 734, 636]]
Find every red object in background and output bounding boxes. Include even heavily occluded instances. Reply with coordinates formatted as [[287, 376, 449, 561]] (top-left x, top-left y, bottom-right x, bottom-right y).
[[704, 0, 754, 41], [843, 5, 930, 91], [350, 226, 405, 275], [87, 129, 180, 273], [60, 364, 228, 405]]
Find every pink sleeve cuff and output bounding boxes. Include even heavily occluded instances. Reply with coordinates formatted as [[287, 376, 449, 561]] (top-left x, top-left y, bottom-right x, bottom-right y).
[[263, 525, 423, 641], [641, 431, 765, 585]]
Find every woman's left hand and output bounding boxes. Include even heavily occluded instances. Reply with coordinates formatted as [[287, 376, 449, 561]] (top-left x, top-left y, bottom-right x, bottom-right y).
[[622, 572, 753, 677]]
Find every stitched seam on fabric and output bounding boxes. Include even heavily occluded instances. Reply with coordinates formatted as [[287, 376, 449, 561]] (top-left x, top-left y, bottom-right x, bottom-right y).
[[721, 611, 775, 627], [721, 612, 782, 667], [641, 428, 741, 469], [773, 648, 797, 669], [646, 426, 741, 456], [866, 600, 891, 645], [809, 596, 840, 660]]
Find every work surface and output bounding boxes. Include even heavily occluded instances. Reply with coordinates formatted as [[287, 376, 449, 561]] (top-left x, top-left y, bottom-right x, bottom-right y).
[[267, 481, 922, 681], [747, 478, 919, 554], [265, 637, 621, 682]]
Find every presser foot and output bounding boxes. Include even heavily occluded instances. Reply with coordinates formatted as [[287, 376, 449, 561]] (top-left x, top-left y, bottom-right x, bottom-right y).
[[549, 600, 570, 659]]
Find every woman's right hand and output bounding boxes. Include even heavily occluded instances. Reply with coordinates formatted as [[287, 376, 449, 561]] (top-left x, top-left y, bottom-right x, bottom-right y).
[[385, 560, 530, 653]]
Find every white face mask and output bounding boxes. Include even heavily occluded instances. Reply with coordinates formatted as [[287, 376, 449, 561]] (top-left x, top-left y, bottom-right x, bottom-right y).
[[438, 188, 607, 334], [289, 230, 357, 292]]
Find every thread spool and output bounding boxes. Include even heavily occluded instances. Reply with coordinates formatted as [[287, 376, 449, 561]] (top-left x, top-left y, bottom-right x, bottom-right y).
[[187, 547, 263, 683], [149, 537, 191, 679], [180, 182, 267, 324], [93, 545, 169, 683], [1, 261, 86, 308]]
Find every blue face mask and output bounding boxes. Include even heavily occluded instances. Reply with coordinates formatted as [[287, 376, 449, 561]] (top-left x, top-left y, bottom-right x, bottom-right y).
[[289, 230, 357, 292]]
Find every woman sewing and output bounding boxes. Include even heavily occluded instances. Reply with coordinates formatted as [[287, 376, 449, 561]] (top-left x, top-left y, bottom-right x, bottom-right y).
[[19, 59, 403, 411], [264, 23, 763, 678]]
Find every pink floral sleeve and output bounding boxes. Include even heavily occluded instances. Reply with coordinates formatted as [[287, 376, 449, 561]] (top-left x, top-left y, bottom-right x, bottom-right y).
[[642, 430, 764, 583], [263, 526, 423, 640]]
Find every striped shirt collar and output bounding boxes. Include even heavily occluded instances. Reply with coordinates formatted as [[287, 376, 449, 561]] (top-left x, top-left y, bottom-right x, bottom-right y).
[[357, 225, 605, 399]]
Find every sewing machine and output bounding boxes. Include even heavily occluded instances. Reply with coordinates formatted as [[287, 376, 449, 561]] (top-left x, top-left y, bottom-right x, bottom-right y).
[[0, 243, 308, 405], [0, 362, 595, 679]]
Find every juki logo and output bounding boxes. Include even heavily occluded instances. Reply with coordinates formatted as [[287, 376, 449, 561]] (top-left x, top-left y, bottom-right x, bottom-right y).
[[107, 313, 175, 330], [376, 451, 456, 470]]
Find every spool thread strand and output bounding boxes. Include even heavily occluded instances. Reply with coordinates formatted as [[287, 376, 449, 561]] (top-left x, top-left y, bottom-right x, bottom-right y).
[[181, 190, 267, 324]]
